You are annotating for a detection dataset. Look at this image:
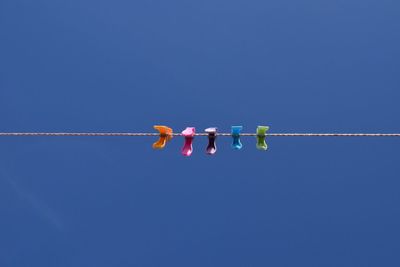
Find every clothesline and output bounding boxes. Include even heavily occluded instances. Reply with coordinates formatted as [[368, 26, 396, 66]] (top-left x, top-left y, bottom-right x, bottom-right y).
[[2, 127, 399, 156], [0, 132, 399, 137]]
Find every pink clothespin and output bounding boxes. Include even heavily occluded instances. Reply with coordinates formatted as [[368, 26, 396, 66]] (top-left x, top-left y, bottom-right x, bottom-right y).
[[181, 127, 195, 156]]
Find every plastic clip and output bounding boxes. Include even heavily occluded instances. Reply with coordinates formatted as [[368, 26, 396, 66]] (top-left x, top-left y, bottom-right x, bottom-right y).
[[231, 126, 243, 150], [205, 127, 217, 155], [256, 126, 269, 150], [152, 125, 173, 149], [181, 127, 195, 156]]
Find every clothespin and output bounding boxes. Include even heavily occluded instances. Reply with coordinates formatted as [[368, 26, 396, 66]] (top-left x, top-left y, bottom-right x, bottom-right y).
[[152, 125, 173, 149], [205, 127, 217, 155], [256, 126, 269, 150], [181, 127, 195, 156], [231, 126, 243, 150]]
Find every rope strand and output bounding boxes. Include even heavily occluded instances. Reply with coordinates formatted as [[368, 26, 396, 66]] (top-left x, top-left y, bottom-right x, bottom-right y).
[[0, 133, 399, 137]]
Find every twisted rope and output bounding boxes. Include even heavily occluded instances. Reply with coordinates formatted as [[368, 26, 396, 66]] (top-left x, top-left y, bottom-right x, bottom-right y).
[[0, 133, 399, 137]]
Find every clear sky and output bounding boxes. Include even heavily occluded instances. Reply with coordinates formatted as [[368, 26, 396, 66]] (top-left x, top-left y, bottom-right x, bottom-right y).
[[1, 0, 400, 266]]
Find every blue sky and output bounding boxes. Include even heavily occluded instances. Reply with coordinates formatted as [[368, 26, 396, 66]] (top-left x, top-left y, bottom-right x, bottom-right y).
[[1, 0, 400, 266]]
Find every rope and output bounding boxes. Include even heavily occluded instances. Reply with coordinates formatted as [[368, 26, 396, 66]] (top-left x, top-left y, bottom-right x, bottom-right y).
[[0, 132, 399, 137]]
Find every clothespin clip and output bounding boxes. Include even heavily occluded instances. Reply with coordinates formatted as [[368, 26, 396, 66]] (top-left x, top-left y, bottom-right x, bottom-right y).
[[256, 126, 269, 150], [152, 125, 173, 149], [231, 126, 243, 150], [181, 127, 195, 156], [205, 127, 217, 155]]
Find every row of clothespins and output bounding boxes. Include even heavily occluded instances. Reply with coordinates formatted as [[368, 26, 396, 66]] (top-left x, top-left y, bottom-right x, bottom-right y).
[[153, 125, 269, 156]]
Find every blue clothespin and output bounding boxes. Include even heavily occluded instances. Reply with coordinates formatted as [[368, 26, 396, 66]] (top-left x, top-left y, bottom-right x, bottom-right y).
[[231, 126, 243, 150]]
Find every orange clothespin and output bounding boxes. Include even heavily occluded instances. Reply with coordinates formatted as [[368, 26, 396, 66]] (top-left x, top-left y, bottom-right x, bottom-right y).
[[152, 125, 173, 149]]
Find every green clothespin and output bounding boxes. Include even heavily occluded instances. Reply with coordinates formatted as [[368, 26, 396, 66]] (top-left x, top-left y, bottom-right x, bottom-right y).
[[256, 126, 269, 150]]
